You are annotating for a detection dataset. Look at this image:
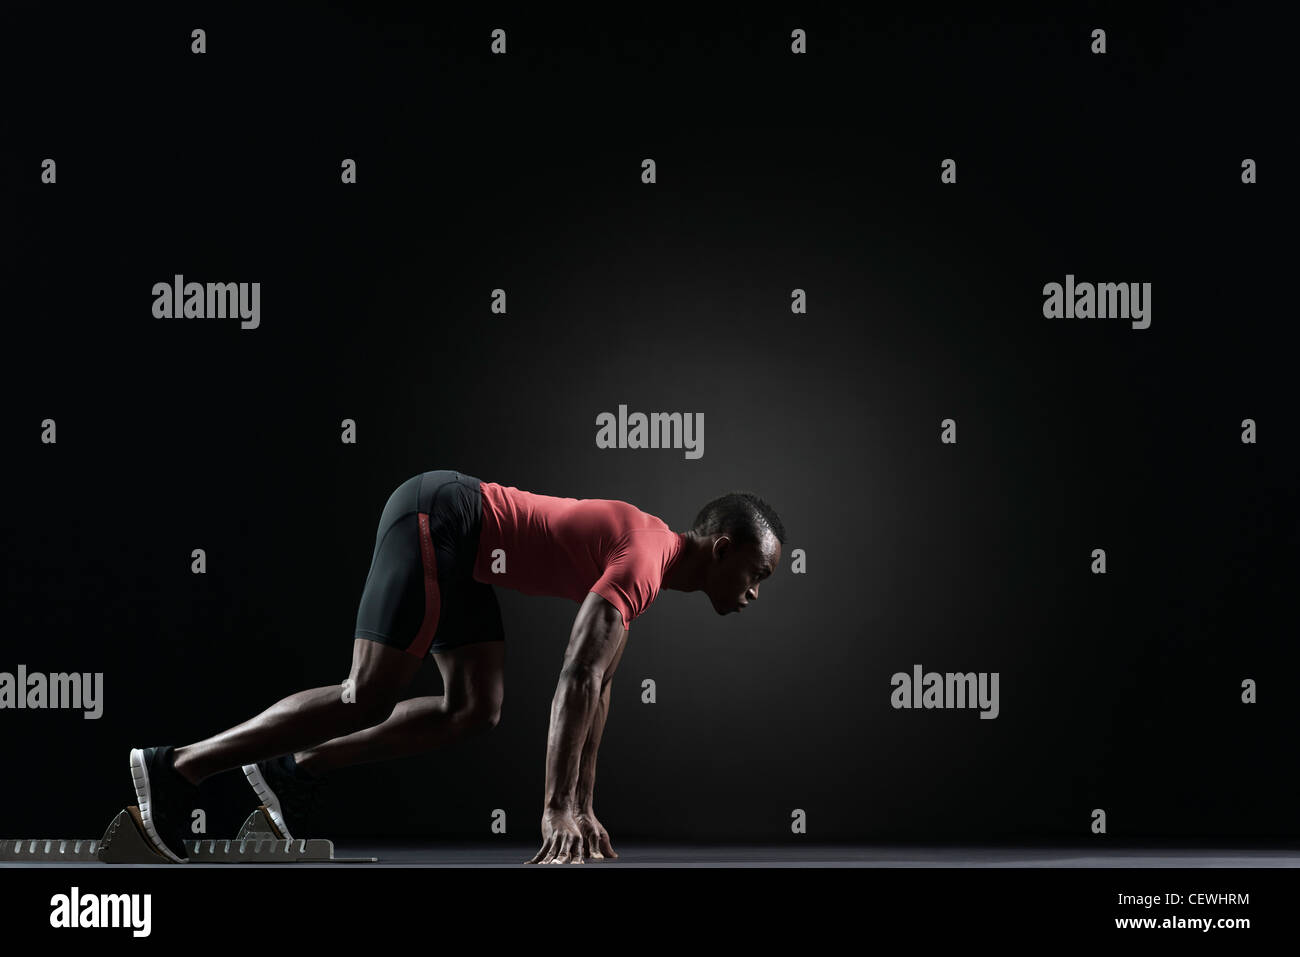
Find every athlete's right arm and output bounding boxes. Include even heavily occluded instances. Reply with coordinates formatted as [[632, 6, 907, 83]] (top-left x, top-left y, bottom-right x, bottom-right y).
[[529, 591, 626, 864]]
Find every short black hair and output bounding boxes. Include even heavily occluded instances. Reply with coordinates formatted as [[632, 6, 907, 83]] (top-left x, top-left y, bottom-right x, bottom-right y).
[[691, 491, 786, 546]]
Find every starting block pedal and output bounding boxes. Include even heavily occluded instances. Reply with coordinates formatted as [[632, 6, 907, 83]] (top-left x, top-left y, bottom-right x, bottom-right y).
[[236, 805, 281, 840], [1, 805, 376, 864]]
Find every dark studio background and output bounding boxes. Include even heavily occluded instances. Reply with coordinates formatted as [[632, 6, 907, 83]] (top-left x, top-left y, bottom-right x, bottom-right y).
[[2, 2, 1294, 846]]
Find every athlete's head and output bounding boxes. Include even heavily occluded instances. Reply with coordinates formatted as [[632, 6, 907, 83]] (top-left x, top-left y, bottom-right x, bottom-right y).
[[690, 492, 785, 615]]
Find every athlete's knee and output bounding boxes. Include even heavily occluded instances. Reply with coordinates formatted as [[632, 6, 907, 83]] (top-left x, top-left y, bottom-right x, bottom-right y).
[[459, 691, 503, 731], [337, 698, 394, 733], [345, 678, 402, 729], [346, 638, 420, 727]]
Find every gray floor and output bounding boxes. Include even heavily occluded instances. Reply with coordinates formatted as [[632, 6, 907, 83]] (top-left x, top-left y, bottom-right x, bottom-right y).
[[4, 843, 1297, 867], [348, 844, 1300, 868]]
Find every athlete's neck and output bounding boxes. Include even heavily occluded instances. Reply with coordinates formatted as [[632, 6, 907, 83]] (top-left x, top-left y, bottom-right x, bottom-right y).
[[662, 532, 711, 592]]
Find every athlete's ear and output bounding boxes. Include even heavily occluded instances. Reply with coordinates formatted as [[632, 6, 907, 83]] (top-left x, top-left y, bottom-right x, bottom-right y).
[[711, 535, 732, 561]]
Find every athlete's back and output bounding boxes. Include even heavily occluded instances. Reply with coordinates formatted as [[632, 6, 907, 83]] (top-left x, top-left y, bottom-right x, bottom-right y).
[[473, 482, 684, 628]]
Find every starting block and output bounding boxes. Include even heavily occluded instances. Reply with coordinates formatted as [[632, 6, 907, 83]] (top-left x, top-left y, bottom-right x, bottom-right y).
[[0, 806, 376, 864]]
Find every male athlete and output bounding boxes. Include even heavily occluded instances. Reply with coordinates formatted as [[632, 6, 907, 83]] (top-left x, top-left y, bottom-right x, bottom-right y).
[[128, 470, 784, 864]]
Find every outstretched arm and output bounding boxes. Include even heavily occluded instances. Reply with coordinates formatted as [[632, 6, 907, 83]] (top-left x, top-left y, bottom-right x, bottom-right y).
[[575, 628, 627, 812], [529, 591, 626, 864], [570, 630, 626, 860]]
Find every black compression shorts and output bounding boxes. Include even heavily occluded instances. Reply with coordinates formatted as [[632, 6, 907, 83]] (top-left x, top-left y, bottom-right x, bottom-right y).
[[353, 470, 505, 657]]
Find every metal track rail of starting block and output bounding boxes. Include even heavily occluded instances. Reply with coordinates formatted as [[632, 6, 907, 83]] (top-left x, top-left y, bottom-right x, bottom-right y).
[[1, 805, 375, 863]]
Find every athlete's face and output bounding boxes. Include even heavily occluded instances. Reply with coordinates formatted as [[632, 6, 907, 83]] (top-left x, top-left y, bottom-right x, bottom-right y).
[[707, 531, 780, 615]]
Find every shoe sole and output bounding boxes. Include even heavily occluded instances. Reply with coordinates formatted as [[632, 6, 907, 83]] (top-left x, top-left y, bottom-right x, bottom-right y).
[[241, 763, 293, 840], [128, 748, 187, 863]]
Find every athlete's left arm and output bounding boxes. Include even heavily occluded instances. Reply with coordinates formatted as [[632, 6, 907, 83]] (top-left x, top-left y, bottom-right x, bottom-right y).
[[575, 628, 628, 812]]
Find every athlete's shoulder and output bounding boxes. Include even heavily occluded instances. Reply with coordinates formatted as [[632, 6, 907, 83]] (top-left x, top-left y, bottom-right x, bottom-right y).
[[603, 499, 674, 534], [617, 526, 683, 570]]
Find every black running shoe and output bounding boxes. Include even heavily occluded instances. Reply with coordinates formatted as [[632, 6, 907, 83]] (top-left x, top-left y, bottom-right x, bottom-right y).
[[242, 754, 325, 840], [129, 746, 198, 863]]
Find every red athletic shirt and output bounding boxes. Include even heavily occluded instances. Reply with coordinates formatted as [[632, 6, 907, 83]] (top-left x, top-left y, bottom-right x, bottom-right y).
[[472, 482, 685, 630]]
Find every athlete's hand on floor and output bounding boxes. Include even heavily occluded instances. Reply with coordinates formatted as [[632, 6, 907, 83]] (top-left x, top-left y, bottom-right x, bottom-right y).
[[528, 808, 587, 864], [576, 808, 617, 860]]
